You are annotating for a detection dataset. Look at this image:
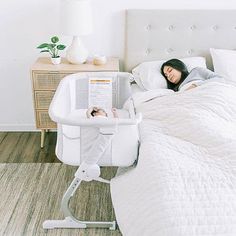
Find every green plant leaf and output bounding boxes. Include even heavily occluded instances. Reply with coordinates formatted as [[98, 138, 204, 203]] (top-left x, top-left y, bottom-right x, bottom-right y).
[[40, 50, 49, 53], [47, 44, 53, 51], [49, 43, 56, 48], [51, 36, 59, 43], [37, 43, 48, 49], [57, 44, 66, 50]]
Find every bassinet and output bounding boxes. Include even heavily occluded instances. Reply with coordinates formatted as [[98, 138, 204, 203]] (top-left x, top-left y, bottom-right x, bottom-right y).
[[43, 72, 141, 230]]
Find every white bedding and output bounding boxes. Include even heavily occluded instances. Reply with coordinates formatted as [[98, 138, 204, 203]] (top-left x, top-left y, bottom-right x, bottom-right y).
[[111, 82, 236, 236]]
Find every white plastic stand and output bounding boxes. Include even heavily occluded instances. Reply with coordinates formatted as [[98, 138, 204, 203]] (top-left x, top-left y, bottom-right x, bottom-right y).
[[43, 174, 116, 230], [43, 127, 117, 230]]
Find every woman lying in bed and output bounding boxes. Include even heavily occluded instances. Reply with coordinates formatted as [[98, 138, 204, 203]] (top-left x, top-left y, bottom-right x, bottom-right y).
[[161, 59, 224, 91]]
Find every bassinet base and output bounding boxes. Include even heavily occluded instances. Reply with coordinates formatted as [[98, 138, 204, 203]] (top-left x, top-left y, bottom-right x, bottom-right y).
[[43, 174, 116, 230]]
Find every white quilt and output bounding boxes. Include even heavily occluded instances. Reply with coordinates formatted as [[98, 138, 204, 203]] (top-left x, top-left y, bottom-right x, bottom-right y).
[[111, 82, 236, 236]]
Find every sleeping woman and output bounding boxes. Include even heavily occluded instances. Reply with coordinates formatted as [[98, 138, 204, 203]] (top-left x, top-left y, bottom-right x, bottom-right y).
[[160, 59, 225, 92]]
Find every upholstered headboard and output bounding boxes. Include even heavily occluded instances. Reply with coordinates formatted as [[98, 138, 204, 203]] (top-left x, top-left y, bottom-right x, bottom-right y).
[[124, 9, 236, 72]]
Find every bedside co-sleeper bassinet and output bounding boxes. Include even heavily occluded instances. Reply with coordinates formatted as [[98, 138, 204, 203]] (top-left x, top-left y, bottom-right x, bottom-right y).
[[43, 72, 142, 230]]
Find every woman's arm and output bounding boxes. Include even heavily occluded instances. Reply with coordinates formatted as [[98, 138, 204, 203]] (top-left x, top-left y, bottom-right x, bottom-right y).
[[193, 67, 224, 80], [179, 67, 225, 91], [184, 67, 225, 89], [185, 84, 197, 90]]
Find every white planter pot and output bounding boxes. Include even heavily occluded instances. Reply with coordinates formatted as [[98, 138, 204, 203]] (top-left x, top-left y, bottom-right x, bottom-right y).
[[51, 57, 61, 65]]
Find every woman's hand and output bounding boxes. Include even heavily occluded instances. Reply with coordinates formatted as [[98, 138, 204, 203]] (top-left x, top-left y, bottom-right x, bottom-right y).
[[186, 84, 197, 90]]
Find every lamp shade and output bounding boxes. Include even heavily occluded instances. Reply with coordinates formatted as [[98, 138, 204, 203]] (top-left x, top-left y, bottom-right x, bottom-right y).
[[61, 0, 93, 36]]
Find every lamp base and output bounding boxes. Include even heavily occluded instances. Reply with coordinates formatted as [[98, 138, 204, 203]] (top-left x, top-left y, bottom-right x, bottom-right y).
[[66, 36, 88, 64]]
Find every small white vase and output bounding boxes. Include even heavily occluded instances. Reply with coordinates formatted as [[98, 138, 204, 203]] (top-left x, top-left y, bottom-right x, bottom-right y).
[[66, 36, 88, 64], [51, 57, 61, 65]]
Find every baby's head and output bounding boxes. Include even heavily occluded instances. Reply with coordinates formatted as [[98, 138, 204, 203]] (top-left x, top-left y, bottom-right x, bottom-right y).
[[90, 107, 107, 117], [91, 108, 107, 117]]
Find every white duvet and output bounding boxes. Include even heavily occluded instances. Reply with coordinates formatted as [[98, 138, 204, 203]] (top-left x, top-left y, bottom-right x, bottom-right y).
[[110, 82, 236, 236]]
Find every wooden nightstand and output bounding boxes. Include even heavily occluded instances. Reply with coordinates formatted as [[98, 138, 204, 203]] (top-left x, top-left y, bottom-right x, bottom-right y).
[[31, 57, 119, 148]]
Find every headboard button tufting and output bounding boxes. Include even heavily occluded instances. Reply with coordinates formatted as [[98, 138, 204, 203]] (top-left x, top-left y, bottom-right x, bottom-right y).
[[213, 25, 219, 31], [146, 24, 151, 31], [145, 48, 151, 55], [166, 48, 173, 54], [190, 25, 196, 30], [187, 49, 193, 55], [168, 25, 174, 31]]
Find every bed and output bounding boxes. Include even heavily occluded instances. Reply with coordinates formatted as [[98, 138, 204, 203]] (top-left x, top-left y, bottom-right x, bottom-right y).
[[110, 9, 236, 236]]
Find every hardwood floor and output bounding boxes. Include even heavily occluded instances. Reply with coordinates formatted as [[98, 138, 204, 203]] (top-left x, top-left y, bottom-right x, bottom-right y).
[[0, 132, 121, 235], [0, 163, 120, 236], [0, 132, 59, 163]]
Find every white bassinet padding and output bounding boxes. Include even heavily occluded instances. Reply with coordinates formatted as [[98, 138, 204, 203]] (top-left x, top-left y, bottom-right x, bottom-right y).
[[56, 108, 138, 166]]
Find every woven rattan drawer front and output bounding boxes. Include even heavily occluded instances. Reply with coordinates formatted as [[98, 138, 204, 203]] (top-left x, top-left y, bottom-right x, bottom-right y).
[[35, 91, 55, 109], [36, 110, 56, 128], [33, 73, 69, 90]]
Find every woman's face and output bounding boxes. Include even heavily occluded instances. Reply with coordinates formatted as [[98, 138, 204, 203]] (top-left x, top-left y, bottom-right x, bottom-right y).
[[163, 66, 182, 84]]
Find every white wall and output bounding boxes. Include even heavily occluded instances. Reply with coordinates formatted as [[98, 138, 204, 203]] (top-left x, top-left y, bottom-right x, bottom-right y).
[[0, 0, 236, 130]]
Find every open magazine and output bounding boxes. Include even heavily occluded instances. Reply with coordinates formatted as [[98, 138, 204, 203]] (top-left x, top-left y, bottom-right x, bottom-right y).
[[88, 77, 112, 109]]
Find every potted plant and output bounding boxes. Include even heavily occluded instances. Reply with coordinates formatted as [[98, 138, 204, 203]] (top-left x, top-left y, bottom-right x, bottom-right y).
[[37, 36, 66, 65]]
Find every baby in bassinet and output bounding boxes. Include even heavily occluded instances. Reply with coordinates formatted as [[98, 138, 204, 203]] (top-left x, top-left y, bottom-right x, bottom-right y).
[[86, 107, 118, 118]]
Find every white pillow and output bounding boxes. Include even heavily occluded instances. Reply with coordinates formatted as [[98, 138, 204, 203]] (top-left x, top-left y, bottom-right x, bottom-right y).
[[132, 57, 207, 90], [210, 48, 236, 83]]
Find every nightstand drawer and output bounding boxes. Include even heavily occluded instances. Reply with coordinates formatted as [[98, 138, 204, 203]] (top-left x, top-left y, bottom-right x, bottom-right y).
[[36, 110, 56, 128], [33, 73, 70, 90], [35, 91, 55, 109]]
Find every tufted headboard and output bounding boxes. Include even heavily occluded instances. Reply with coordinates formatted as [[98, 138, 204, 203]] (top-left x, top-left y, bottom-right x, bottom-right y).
[[124, 9, 236, 72]]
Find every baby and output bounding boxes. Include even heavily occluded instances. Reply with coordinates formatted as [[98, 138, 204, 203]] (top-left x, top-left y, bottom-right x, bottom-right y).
[[86, 107, 118, 118]]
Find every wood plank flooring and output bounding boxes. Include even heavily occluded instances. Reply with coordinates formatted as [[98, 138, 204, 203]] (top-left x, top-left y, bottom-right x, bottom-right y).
[[0, 132, 59, 163], [0, 132, 121, 236]]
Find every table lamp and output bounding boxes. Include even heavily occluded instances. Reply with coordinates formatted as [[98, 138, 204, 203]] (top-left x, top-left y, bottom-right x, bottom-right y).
[[61, 0, 93, 64]]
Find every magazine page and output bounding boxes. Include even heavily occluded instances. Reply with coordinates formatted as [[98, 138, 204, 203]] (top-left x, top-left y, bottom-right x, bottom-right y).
[[88, 77, 112, 109]]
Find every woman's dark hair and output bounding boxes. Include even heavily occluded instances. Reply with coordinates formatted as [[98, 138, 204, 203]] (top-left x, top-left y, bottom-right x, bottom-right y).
[[161, 59, 189, 91]]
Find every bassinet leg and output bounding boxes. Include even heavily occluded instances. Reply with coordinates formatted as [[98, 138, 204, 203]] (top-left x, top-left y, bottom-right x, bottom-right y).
[[43, 175, 116, 230]]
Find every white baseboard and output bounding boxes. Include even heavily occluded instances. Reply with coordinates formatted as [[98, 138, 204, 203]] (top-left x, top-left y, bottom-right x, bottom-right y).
[[0, 124, 38, 132]]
